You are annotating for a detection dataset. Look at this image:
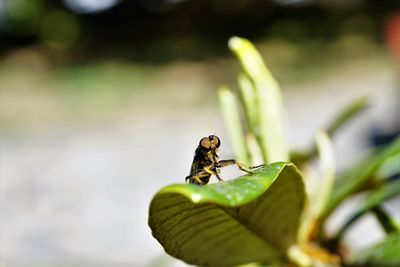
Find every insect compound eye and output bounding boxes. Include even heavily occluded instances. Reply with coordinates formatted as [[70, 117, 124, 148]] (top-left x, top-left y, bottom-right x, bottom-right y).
[[200, 137, 211, 149], [209, 135, 220, 148]]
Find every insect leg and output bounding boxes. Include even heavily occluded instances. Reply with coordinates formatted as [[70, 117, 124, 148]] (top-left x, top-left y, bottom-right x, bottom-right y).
[[218, 159, 265, 174], [217, 159, 236, 167], [192, 174, 207, 184], [217, 159, 254, 175], [204, 166, 223, 181], [214, 172, 223, 181], [187, 171, 210, 184]]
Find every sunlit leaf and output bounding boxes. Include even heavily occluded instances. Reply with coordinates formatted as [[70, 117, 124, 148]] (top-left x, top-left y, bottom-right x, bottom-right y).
[[229, 37, 288, 163], [299, 130, 335, 243], [148, 162, 306, 267], [238, 73, 258, 133], [313, 130, 335, 218], [218, 86, 249, 164]]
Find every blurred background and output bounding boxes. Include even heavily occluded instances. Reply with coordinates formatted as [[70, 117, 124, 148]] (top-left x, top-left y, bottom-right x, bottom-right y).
[[0, 0, 399, 266]]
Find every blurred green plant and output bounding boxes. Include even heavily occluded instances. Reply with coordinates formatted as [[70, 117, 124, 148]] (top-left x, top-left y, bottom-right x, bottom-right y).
[[148, 37, 400, 266], [3, 0, 80, 49], [40, 8, 80, 49], [4, 0, 44, 36]]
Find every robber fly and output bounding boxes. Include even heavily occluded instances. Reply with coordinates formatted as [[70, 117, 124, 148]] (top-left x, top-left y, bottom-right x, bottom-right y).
[[185, 135, 264, 185]]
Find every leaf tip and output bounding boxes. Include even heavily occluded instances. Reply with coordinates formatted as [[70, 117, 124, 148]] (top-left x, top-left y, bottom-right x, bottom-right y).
[[228, 36, 244, 51]]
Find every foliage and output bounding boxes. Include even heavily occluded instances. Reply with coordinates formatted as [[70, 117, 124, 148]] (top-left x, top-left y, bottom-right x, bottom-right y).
[[148, 37, 400, 266], [149, 162, 305, 266]]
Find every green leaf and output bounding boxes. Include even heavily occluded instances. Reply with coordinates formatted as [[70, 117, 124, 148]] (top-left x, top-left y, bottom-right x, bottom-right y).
[[299, 130, 335, 243], [348, 233, 400, 266], [325, 96, 369, 137], [218, 86, 250, 164], [321, 137, 400, 221], [371, 206, 400, 234], [148, 162, 306, 267], [237, 74, 265, 166], [238, 73, 258, 134], [376, 154, 400, 181], [228, 37, 288, 163], [332, 180, 400, 243], [313, 130, 336, 218], [291, 97, 369, 164]]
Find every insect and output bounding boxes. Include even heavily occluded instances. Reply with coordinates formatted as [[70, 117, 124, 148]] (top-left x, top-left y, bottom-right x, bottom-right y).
[[185, 135, 264, 185]]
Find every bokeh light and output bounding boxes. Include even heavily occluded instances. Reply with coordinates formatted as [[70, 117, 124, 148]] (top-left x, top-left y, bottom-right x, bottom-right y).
[[62, 0, 119, 14]]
